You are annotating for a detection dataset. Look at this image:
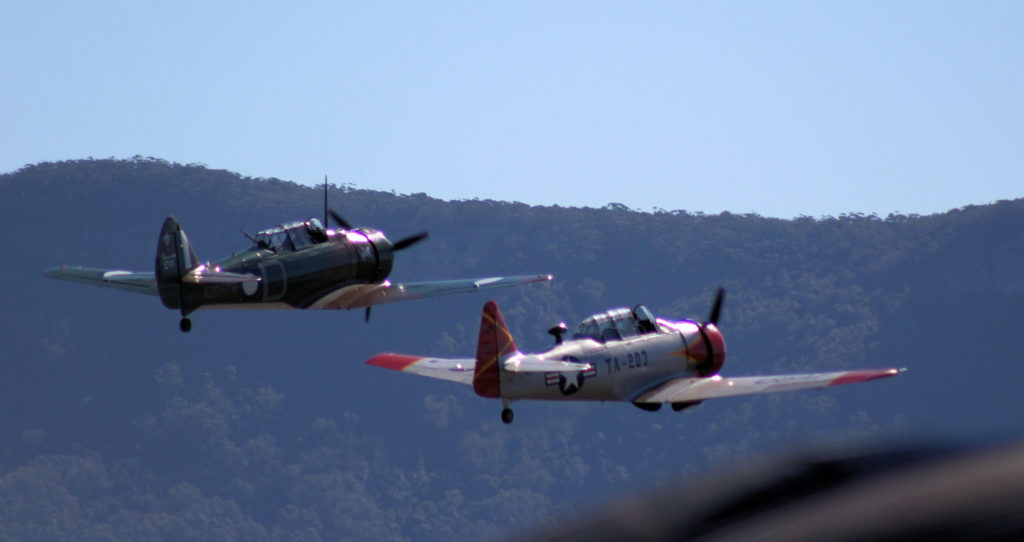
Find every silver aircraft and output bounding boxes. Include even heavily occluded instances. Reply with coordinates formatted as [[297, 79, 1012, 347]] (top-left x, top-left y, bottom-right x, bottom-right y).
[[367, 290, 903, 423]]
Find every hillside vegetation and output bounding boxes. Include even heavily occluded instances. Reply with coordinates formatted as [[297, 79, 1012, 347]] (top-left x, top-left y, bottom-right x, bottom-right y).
[[1, 158, 1022, 541]]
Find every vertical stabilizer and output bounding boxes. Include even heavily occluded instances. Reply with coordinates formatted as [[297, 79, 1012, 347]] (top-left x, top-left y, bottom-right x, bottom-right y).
[[155, 216, 199, 311], [474, 300, 517, 398]]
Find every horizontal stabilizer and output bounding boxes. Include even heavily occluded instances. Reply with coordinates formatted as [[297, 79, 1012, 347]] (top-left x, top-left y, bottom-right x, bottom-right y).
[[503, 355, 593, 374], [634, 368, 905, 404], [182, 265, 261, 285], [366, 353, 476, 385], [43, 266, 158, 296]]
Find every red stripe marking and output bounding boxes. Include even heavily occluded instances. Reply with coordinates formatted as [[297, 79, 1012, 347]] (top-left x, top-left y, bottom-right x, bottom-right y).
[[829, 368, 902, 387], [474, 300, 508, 398], [366, 353, 424, 371]]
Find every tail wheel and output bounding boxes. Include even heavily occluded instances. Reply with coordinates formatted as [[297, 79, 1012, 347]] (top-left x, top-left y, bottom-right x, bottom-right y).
[[179, 318, 192, 333], [501, 408, 514, 424]]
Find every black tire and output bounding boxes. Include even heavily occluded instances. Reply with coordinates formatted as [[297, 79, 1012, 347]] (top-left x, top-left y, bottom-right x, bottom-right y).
[[501, 408, 514, 424], [180, 318, 192, 333]]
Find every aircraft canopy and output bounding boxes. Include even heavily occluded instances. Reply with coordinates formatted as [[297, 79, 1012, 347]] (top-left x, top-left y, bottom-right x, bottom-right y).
[[254, 218, 327, 252], [573, 305, 658, 343]]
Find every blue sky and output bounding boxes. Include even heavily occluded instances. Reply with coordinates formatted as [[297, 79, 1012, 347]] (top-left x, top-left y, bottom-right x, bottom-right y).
[[3, 1, 1022, 218]]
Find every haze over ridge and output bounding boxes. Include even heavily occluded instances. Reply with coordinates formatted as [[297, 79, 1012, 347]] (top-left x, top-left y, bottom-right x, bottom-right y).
[[1, 158, 1022, 540]]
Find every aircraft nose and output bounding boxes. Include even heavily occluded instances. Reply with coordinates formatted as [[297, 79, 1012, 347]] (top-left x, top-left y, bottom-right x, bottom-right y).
[[698, 323, 726, 376]]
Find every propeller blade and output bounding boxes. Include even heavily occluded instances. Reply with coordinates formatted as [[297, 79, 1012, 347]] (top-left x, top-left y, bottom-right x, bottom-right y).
[[328, 209, 353, 230], [365, 307, 372, 323], [707, 288, 725, 325], [392, 231, 429, 251]]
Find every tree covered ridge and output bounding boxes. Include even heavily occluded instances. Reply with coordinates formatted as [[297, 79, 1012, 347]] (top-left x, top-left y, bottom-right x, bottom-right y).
[[1, 158, 1023, 541]]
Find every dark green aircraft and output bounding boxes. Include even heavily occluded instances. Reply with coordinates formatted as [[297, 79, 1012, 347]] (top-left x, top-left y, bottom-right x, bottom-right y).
[[44, 211, 550, 332]]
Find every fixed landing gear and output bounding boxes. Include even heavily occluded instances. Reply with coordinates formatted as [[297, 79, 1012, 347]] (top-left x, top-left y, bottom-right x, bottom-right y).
[[179, 318, 192, 333], [500, 399, 514, 424]]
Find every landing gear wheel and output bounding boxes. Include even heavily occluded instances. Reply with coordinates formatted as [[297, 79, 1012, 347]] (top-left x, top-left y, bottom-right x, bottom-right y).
[[179, 318, 192, 333], [501, 408, 514, 424]]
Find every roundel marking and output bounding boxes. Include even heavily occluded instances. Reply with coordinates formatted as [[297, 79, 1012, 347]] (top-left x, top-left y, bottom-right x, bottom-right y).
[[557, 355, 586, 395], [242, 275, 259, 296]]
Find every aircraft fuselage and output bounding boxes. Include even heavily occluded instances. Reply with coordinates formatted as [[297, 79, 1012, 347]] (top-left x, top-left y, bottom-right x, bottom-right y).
[[501, 319, 720, 403], [173, 226, 395, 313]]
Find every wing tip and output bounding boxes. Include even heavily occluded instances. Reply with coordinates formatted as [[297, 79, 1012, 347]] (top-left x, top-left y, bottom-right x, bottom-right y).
[[491, 273, 552, 285], [366, 353, 424, 371], [829, 367, 905, 387], [42, 265, 67, 277], [504, 273, 552, 284]]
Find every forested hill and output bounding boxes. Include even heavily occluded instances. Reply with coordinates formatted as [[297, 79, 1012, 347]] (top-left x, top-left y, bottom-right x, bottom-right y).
[[1, 158, 1023, 541]]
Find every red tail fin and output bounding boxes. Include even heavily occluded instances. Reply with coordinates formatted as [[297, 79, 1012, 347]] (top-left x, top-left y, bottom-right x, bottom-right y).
[[474, 301, 517, 398]]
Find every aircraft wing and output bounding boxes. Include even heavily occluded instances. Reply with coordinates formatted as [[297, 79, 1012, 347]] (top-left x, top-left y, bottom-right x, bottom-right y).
[[366, 353, 476, 385], [633, 368, 904, 404], [307, 274, 552, 309], [43, 266, 159, 295], [366, 352, 591, 385]]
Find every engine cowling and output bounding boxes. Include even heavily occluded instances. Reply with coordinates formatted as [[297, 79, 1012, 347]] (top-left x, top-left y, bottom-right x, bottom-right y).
[[354, 227, 395, 283], [670, 320, 727, 376], [696, 323, 726, 376]]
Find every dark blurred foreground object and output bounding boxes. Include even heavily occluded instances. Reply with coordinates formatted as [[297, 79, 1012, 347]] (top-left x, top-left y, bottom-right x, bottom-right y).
[[518, 440, 1024, 542]]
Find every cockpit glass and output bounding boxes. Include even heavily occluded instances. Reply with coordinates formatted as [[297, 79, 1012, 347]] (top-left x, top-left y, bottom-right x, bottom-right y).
[[572, 307, 658, 342], [573, 317, 601, 341], [597, 315, 619, 342], [288, 226, 313, 250], [271, 231, 293, 252], [305, 218, 328, 243], [612, 310, 639, 338], [633, 305, 658, 334]]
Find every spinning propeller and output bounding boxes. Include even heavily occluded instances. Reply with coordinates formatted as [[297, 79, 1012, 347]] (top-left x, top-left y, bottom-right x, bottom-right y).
[[323, 178, 428, 252], [325, 204, 428, 324], [327, 209, 428, 252], [328, 209, 353, 230], [392, 231, 429, 251], [706, 287, 725, 326], [693, 287, 726, 376]]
